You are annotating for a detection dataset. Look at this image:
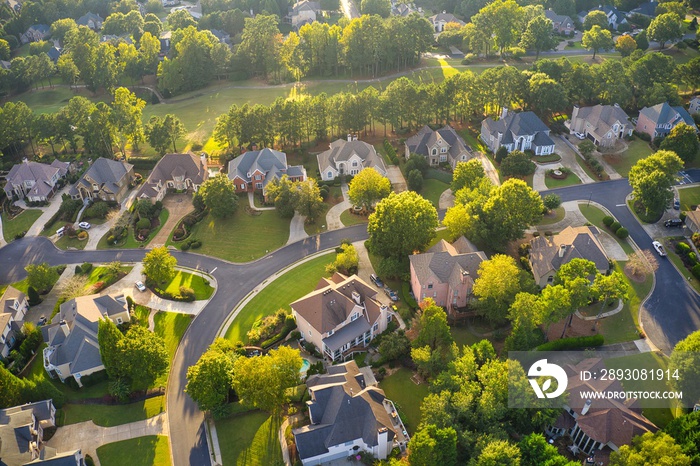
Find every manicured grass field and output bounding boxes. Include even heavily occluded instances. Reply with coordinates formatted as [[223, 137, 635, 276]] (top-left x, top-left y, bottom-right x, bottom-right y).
[[604, 139, 654, 177], [176, 208, 291, 262], [2, 209, 42, 240], [537, 206, 566, 226], [97, 208, 170, 250], [164, 270, 215, 300], [579, 204, 634, 255], [62, 396, 165, 426], [154, 311, 192, 359], [55, 234, 88, 250], [544, 172, 582, 189], [451, 326, 481, 348], [224, 253, 333, 344], [97, 435, 171, 466], [421, 178, 449, 208], [340, 209, 369, 227], [216, 411, 283, 466], [678, 186, 700, 211], [379, 368, 429, 434]]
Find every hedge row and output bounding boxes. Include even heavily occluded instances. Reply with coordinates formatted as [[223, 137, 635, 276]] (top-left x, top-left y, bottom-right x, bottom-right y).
[[150, 285, 196, 302], [384, 139, 399, 165], [260, 320, 298, 349], [536, 334, 604, 351]]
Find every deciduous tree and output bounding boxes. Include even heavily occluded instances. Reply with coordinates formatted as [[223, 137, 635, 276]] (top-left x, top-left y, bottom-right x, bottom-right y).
[[583, 10, 608, 30], [520, 16, 558, 59], [451, 159, 485, 192], [186, 339, 239, 413], [669, 330, 700, 409], [660, 123, 700, 164], [473, 254, 528, 323], [615, 34, 637, 57], [25, 263, 59, 294], [142, 246, 177, 286], [628, 150, 683, 216], [610, 432, 691, 466], [348, 167, 391, 210], [582, 25, 614, 59], [648, 12, 683, 48], [198, 174, 239, 218]]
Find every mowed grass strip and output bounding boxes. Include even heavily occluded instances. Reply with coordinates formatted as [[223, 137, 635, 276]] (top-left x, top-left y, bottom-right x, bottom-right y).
[[216, 411, 283, 466], [164, 270, 214, 300], [2, 209, 42, 240], [379, 368, 429, 435], [97, 435, 171, 466], [544, 172, 581, 189], [224, 252, 333, 344], [421, 178, 449, 208], [179, 209, 291, 263], [62, 396, 165, 427]]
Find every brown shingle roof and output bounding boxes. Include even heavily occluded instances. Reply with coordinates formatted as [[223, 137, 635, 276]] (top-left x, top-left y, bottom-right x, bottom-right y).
[[529, 226, 609, 282]]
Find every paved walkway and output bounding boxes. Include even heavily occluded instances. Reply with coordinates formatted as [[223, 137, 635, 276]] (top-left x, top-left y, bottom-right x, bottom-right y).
[[149, 194, 193, 248], [25, 186, 71, 237], [326, 183, 350, 231], [439, 188, 454, 209], [533, 162, 564, 192], [46, 413, 169, 465], [247, 191, 275, 211], [287, 212, 309, 244], [83, 189, 140, 250], [554, 137, 597, 184], [386, 166, 407, 192], [477, 153, 500, 186], [0, 212, 5, 247]]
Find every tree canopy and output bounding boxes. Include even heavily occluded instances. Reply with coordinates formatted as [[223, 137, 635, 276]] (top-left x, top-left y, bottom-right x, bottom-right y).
[[142, 246, 177, 286], [348, 168, 392, 210], [628, 150, 683, 216], [186, 338, 239, 414], [198, 173, 239, 218]]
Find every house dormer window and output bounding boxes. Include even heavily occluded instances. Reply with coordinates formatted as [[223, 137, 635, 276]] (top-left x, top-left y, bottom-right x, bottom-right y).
[[441, 147, 447, 153], [92, 183, 99, 190], [351, 313, 359, 321], [431, 148, 437, 155], [352, 161, 358, 167], [255, 175, 261, 180]]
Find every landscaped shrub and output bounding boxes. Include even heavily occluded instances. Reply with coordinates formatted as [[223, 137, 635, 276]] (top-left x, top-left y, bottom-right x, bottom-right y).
[[689, 252, 698, 265], [680, 211, 687, 221], [136, 217, 151, 230], [693, 264, 700, 279], [77, 231, 88, 240], [179, 286, 195, 301], [84, 202, 110, 219], [677, 242, 691, 255], [692, 233, 700, 249], [609, 221, 621, 232], [616, 227, 629, 239], [536, 335, 604, 351], [27, 287, 41, 306], [78, 369, 108, 387], [81, 263, 93, 274], [289, 330, 301, 341], [75, 265, 83, 274], [602, 216, 614, 226], [14, 231, 26, 239]]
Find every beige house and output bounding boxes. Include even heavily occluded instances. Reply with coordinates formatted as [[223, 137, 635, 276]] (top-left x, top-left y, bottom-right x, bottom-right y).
[[405, 125, 473, 169], [42, 294, 130, 387], [317, 137, 388, 182], [685, 209, 700, 234], [409, 236, 486, 314], [529, 226, 609, 287], [288, 0, 321, 28], [137, 152, 209, 203], [0, 286, 29, 359], [689, 96, 700, 115], [569, 104, 632, 148], [3, 158, 71, 202], [291, 273, 391, 362], [70, 157, 135, 203]]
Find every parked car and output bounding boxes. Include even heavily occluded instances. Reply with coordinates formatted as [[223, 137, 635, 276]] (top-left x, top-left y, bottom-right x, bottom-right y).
[[37, 315, 47, 326], [56, 226, 65, 237], [384, 287, 398, 301], [135, 281, 147, 292], [652, 241, 667, 257], [370, 274, 383, 288], [573, 132, 586, 140], [664, 219, 683, 228], [78, 221, 91, 229], [673, 199, 680, 210]]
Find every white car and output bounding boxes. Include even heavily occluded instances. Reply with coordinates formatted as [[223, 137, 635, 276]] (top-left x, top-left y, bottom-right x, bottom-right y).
[[652, 241, 667, 257], [78, 222, 91, 229], [574, 132, 586, 140], [135, 281, 147, 292]]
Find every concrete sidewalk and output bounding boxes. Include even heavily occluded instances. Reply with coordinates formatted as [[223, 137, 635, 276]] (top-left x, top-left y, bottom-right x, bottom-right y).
[[46, 413, 169, 465], [325, 183, 350, 231], [25, 185, 71, 237], [83, 189, 140, 250]]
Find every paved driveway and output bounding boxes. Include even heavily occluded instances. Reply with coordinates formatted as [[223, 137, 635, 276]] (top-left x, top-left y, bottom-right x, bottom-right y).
[[150, 194, 193, 248], [25, 186, 71, 237], [554, 137, 596, 184], [386, 166, 406, 192]]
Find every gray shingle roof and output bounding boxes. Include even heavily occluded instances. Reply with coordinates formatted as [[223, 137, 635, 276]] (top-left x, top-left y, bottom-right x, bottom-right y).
[[316, 139, 387, 177], [0, 400, 55, 465], [405, 125, 472, 164], [76, 158, 133, 196], [545, 9, 573, 25], [572, 105, 630, 141], [4, 160, 64, 198], [228, 148, 293, 184], [630, 1, 658, 16], [529, 226, 609, 281], [77, 12, 103, 27], [639, 102, 698, 129], [410, 236, 486, 285], [483, 111, 553, 145]]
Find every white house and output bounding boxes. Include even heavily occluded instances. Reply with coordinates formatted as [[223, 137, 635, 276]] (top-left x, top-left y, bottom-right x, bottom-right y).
[[317, 137, 388, 182], [429, 12, 465, 32], [689, 96, 700, 115]]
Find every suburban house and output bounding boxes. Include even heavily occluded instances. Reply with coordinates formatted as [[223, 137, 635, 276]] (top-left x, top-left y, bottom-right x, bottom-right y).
[[291, 273, 391, 362], [76, 12, 103, 30], [69, 157, 135, 203], [409, 236, 486, 314], [689, 96, 700, 115], [47, 43, 62, 62], [137, 152, 208, 203], [685, 208, 700, 234], [0, 400, 84, 465], [209, 28, 231, 45], [317, 137, 388, 182], [578, 5, 627, 29], [635, 102, 699, 139], [429, 12, 465, 32], [159, 30, 172, 55], [0, 286, 29, 359], [629, 1, 658, 18], [293, 361, 408, 465], [42, 294, 130, 387], [3, 158, 71, 202], [529, 226, 609, 287], [228, 148, 307, 200], [287, 0, 321, 28], [545, 9, 574, 34], [404, 125, 473, 169], [391, 0, 420, 16], [20, 24, 50, 44], [569, 104, 633, 148], [548, 359, 657, 464], [481, 109, 556, 156]]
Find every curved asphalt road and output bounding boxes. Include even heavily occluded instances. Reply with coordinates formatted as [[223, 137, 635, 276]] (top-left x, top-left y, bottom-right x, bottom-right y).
[[2, 179, 699, 463]]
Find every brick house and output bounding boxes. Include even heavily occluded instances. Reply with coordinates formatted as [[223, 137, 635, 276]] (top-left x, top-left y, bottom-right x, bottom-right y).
[[635, 102, 698, 139], [227, 148, 306, 200], [545, 9, 574, 34]]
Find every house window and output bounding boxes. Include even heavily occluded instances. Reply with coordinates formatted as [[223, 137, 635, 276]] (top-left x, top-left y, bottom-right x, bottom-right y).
[[328, 329, 334, 336], [255, 175, 261, 180], [351, 313, 359, 321], [240, 184, 245, 190], [327, 171, 333, 178], [431, 148, 437, 156], [117, 317, 123, 324], [308, 330, 312, 337], [373, 323, 378, 332], [427, 283, 433, 289], [255, 183, 262, 189], [441, 147, 447, 153], [352, 161, 358, 167]]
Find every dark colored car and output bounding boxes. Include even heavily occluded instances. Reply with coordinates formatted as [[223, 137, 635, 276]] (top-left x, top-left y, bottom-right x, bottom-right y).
[[370, 274, 383, 288], [674, 199, 680, 210], [665, 219, 683, 228], [384, 287, 398, 301]]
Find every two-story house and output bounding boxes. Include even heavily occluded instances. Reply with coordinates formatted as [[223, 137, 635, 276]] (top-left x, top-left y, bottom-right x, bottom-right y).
[[293, 361, 408, 465], [42, 294, 130, 387], [20, 24, 50, 44], [0, 400, 84, 465], [569, 104, 633, 148], [481, 109, 556, 156], [228, 148, 307, 200], [0, 286, 29, 359], [70, 157, 135, 203], [635, 102, 699, 139], [545, 9, 575, 34], [137, 152, 208, 203], [317, 136, 388, 182], [405, 125, 474, 169], [579, 5, 627, 30], [287, 0, 321, 28], [76, 12, 103, 30], [428, 12, 465, 32], [629, 1, 659, 18], [3, 158, 71, 202], [409, 236, 486, 315], [291, 273, 391, 362]]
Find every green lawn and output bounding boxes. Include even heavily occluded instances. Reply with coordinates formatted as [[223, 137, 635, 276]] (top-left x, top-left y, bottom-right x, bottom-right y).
[[421, 178, 449, 208], [579, 204, 634, 255], [154, 311, 192, 358], [172, 208, 291, 262], [604, 139, 654, 178], [80, 265, 133, 293], [427, 228, 454, 246], [544, 172, 582, 189], [663, 238, 700, 294], [379, 368, 429, 434], [97, 208, 170, 250], [340, 209, 369, 227], [216, 411, 283, 466], [55, 234, 88, 250], [224, 253, 333, 344], [537, 206, 566, 226], [451, 326, 481, 348], [2, 209, 42, 240], [62, 396, 165, 427], [163, 270, 215, 300], [678, 186, 700, 211], [97, 435, 171, 466], [598, 262, 652, 344]]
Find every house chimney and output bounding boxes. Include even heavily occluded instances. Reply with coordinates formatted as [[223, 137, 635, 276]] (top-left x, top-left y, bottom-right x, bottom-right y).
[[501, 107, 508, 119], [581, 399, 592, 415], [201, 153, 208, 168], [352, 291, 361, 305], [353, 134, 358, 141], [559, 245, 566, 258], [347, 133, 352, 142], [22, 157, 28, 164]]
